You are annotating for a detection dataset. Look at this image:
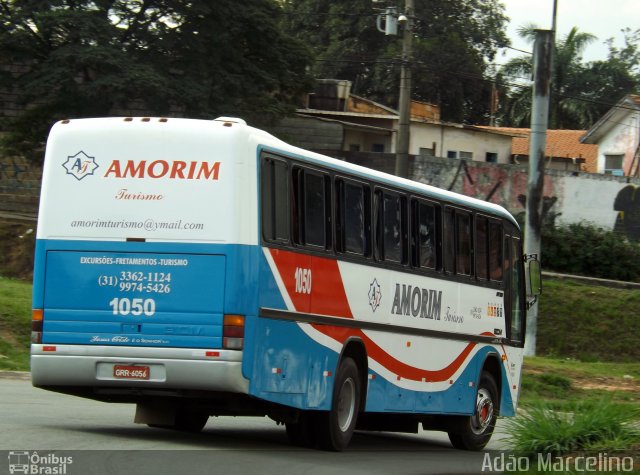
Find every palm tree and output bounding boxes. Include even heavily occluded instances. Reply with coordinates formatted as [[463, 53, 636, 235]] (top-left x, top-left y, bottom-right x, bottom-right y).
[[500, 25, 598, 129]]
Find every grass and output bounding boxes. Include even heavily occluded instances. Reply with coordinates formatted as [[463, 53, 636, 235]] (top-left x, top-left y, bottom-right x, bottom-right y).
[[520, 357, 640, 410], [0, 276, 31, 370], [537, 279, 640, 362], [505, 399, 640, 457]]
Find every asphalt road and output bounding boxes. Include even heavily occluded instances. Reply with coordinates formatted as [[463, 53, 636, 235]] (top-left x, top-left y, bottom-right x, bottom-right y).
[[0, 375, 512, 475]]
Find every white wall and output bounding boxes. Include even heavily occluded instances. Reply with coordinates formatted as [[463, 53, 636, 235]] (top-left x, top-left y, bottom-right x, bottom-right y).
[[595, 112, 640, 173], [409, 123, 513, 163]]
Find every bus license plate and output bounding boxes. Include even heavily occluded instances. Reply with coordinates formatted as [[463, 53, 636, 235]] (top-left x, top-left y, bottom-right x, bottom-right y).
[[113, 365, 150, 380]]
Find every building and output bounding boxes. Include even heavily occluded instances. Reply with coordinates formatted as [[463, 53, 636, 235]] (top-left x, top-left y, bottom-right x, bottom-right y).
[[580, 94, 640, 176], [480, 127, 597, 173], [270, 79, 516, 164]]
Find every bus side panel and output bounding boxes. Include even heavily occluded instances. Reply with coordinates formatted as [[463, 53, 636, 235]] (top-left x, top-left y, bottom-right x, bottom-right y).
[[247, 250, 338, 410], [255, 246, 519, 416], [249, 318, 338, 411]]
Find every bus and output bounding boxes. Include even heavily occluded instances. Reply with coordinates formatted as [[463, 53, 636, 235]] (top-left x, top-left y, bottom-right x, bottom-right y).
[[31, 117, 541, 451]]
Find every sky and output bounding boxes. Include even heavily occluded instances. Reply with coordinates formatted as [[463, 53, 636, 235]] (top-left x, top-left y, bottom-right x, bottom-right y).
[[498, 0, 640, 64]]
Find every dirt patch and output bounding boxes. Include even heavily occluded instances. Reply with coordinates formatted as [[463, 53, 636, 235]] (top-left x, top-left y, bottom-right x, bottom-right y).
[[574, 376, 639, 393], [0, 324, 20, 347]]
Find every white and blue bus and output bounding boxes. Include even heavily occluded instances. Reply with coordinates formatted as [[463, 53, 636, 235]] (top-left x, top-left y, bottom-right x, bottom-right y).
[[31, 117, 540, 451]]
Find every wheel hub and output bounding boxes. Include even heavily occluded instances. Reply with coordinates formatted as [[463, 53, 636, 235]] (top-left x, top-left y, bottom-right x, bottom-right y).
[[337, 377, 356, 432], [471, 388, 494, 435]]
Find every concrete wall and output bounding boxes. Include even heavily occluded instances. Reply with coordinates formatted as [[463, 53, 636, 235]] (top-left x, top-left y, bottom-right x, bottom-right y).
[[405, 154, 640, 241]]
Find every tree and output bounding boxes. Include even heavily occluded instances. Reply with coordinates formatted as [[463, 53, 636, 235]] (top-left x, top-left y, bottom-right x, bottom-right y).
[[499, 26, 639, 129], [0, 0, 312, 157], [280, 0, 509, 124]]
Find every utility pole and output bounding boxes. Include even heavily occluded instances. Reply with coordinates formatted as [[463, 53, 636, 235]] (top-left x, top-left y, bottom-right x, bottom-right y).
[[394, 0, 413, 179], [524, 29, 554, 357]]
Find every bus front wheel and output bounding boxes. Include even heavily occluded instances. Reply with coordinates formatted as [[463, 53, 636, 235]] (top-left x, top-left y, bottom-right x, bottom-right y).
[[316, 357, 361, 451], [448, 371, 498, 451]]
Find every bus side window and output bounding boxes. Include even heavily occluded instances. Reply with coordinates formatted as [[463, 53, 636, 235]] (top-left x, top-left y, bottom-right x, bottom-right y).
[[475, 216, 488, 280], [262, 158, 289, 243], [456, 211, 472, 276], [443, 207, 455, 273], [376, 190, 407, 264], [337, 179, 370, 257], [509, 237, 525, 343], [411, 200, 439, 270], [488, 221, 503, 281], [303, 171, 329, 249]]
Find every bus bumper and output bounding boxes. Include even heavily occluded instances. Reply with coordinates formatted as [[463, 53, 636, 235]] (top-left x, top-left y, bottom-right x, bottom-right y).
[[31, 344, 249, 394]]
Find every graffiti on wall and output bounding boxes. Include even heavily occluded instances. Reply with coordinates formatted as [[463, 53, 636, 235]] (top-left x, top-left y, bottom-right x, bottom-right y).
[[614, 185, 640, 241], [451, 160, 560, 225]]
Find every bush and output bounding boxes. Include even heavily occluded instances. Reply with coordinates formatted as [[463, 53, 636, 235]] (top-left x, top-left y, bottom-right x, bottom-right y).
[[505, 399, 640, 457], [542, 222, 640, 282]]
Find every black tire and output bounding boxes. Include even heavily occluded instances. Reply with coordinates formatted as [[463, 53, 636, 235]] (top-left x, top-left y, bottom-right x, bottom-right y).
[[448, 371, 499, 451], [315, 357, 361, 451]]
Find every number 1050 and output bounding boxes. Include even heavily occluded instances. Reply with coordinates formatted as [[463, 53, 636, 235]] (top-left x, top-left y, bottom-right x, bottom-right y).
[[109, 297, 156, 316]]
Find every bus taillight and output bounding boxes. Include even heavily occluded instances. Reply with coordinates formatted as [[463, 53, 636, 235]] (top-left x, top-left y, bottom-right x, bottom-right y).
[[223, 314, 244, 350], [31, 309, 43, 344]]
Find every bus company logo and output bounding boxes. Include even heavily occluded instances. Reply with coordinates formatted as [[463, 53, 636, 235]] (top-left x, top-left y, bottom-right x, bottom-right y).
[[103, 159, 221, 180], [8, 450, 73, 474], [368, 279, 382, 312], [62, 151, 98, 180]]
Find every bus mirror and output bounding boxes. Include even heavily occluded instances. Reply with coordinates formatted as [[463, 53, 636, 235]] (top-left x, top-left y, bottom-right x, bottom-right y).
[[527, 257, 542, 297]]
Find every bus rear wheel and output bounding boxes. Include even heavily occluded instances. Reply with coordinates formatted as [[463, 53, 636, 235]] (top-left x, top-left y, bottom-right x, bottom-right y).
[[316, 357, 361, 451], [448, 371, 498, 451]]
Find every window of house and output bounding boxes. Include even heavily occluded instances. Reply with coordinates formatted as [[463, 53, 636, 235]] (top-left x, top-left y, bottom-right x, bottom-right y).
[[486, 152, 498, 163], [372, 143, 385, 153], [447, 151, 458, 159], [604, 154, 624, 175], [459, 151, 473, 160]]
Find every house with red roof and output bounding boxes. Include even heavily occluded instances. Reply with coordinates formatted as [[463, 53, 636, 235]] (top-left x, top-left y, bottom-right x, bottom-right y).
[[479, 127, 598, 173]]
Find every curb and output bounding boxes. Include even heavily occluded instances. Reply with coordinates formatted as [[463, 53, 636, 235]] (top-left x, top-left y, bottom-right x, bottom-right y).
[[0, 371, 30, 381], [543, 271, 640, 290]]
